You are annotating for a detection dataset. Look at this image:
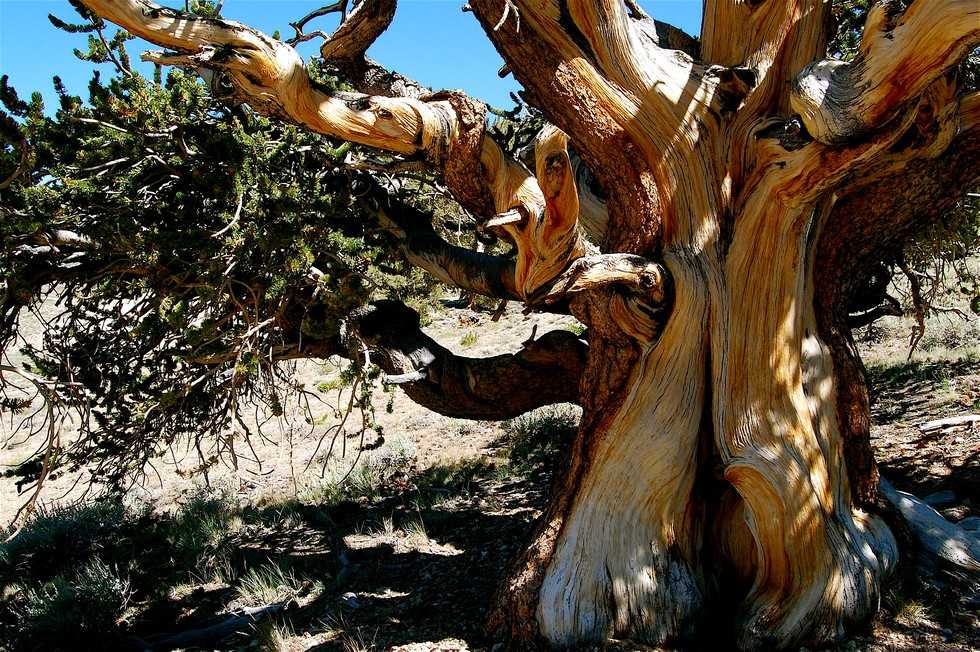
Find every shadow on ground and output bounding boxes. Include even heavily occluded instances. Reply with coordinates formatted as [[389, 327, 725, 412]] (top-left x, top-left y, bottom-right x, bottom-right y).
[[2, 377, 979, 651]]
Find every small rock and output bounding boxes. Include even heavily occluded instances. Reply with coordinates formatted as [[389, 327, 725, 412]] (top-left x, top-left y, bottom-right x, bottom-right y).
[[924, 490, 957, 509], [959, 516, 980, 531]]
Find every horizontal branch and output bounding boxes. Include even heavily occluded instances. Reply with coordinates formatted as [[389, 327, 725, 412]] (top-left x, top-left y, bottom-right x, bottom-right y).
[[78, 0, 462, 158], [346, 300, 587, 419], [846, 296, 903, 329], [356, 177, 521, 301], [793, 0, 980, 144]]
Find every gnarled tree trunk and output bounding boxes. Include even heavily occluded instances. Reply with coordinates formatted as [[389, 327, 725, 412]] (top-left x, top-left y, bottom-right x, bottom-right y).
[[77, 0, 980, 648]]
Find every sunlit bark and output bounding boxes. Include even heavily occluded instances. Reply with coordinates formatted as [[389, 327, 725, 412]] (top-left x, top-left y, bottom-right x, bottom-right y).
[[81, 0, 980, 648]]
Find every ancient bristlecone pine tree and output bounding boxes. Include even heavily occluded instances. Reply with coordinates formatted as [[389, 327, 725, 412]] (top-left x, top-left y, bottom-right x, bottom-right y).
[[75, 0, 980, 648]]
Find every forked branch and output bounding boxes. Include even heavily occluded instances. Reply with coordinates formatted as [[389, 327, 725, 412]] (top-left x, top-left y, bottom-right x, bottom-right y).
[[483, 125, 588, 298]]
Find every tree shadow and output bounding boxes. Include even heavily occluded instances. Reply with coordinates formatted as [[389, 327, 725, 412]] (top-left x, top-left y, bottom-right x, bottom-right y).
[[105, 467, 549, 651]]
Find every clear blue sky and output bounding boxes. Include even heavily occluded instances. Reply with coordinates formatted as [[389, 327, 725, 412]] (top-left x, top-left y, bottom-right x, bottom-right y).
[[0, 0, 702, 110]]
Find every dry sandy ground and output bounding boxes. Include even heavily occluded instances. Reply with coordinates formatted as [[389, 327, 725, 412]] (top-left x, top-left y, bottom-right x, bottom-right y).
[[0, 301, 580, 522], [1, 290, 978, 651]]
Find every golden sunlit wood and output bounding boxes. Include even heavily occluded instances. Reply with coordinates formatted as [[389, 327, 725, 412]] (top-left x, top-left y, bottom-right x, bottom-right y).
[[78, 0, 980, 649]]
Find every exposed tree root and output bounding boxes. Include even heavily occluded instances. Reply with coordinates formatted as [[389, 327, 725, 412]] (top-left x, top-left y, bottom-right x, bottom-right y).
[[880, 477, 980, 574]]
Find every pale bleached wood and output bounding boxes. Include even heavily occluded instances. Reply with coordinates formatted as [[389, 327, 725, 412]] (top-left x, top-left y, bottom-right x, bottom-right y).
[[529, 254, 666, 306], [917, 414, 980, 432], [488, 125, 588, 297], [537, 250, 710, 645], [880, 478, 980, 573]]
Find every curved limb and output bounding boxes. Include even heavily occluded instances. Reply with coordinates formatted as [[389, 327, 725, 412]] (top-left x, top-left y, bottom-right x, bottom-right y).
[[79, 0, 455, 155], [793, 0, 980, 144], [468, 0, 664, 253], [299, 0, 430, 99], [485, 125, 588, 297], [528, 253, 668, 306], [344, 300, 587, 419], [355, 176, 522, 300]]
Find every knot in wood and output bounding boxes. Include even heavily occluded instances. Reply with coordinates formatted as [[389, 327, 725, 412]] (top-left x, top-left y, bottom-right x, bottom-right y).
[[423, 90, 495, 218]]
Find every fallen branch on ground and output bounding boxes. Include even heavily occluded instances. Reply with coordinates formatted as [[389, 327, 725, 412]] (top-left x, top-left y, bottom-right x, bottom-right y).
[[879, 477, 980, 574], [917, 415, 980, 433]]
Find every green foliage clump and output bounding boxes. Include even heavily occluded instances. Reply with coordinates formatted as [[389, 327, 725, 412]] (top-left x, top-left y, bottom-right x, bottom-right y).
[[500, 405, 579, 474], [12, 559, 131, 651], [163, 491, 243, 572], [235, 562, 305, 606], [0, 4, 445, 493], [0, 500, 129, 587]]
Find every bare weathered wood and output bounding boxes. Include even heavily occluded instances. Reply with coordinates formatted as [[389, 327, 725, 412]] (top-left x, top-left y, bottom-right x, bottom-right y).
[[880, 478, 980, 573], [77, 0, 980, 649], [793, 0, 980, 144], [529, 254, 667, 305], [138, 601, 293, 650], [346, 301, 587, 419], [917, 415, 980, 433]]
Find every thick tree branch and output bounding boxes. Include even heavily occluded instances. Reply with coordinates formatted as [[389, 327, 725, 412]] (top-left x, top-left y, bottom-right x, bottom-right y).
[[748, 77, 961, 211], [793, 0, 980, 144], [484, 125, 588, 297], [702, 0, 829, 81], [346, 300, 586, 419], [79, 0, 454, 155], [820, 91, 980, 271], [527, 253, 667, 306], [813, 92, 980, 505], [468, 0, 664, 253], [356, 177, 521, 301], [317, 0, 393, 62], [305, 0, 429, 99]]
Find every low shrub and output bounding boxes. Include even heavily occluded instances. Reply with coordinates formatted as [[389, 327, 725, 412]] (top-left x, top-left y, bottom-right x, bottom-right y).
[[500, 405, 579, 473], [0, 501, 129, 587], [12, 559, 130, 651]]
